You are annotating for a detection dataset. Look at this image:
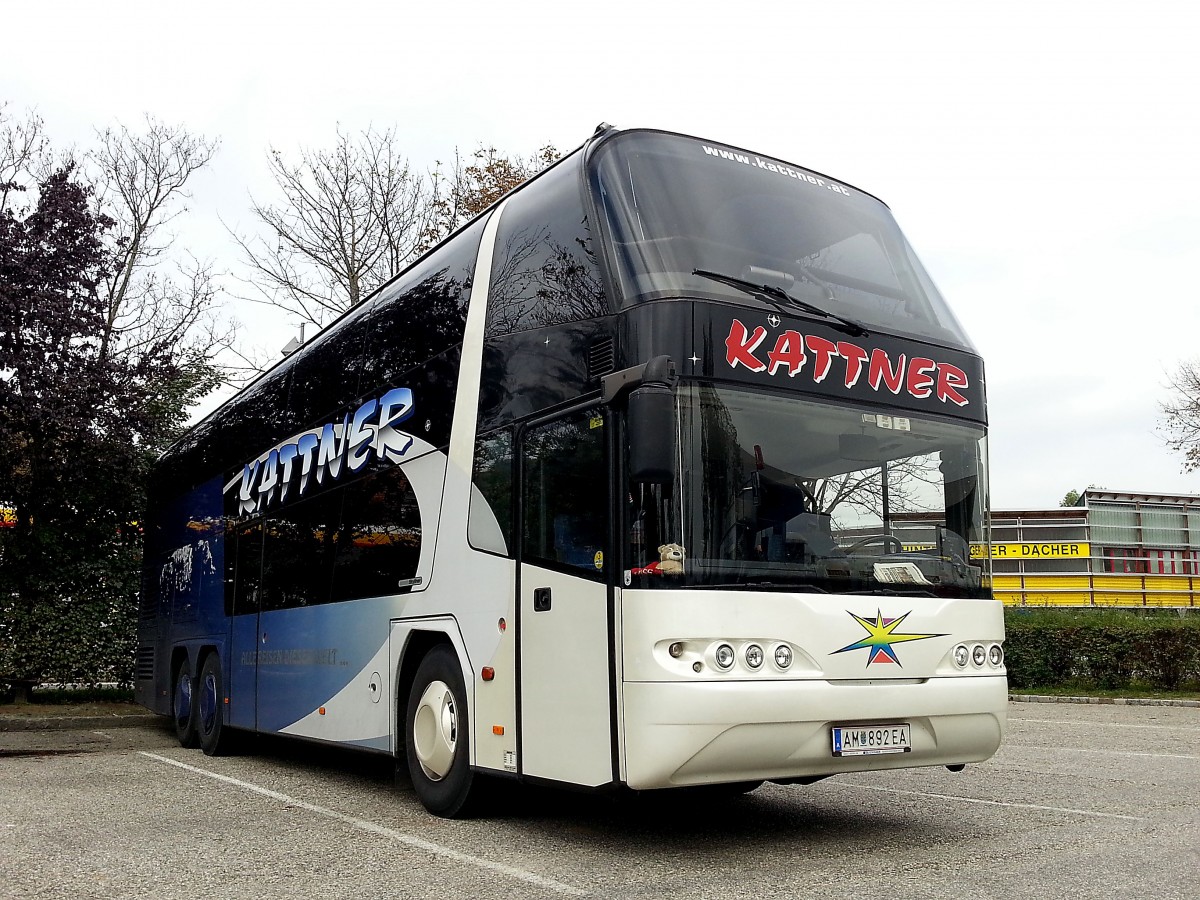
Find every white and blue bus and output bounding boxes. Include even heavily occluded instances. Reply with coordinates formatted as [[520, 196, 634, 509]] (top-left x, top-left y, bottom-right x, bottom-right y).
[[136, 125, 1005, 817]]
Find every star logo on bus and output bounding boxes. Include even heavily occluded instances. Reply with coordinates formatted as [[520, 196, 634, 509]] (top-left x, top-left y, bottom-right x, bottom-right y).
[[831, 610, 945, 667], [767, 313, 781, 328]]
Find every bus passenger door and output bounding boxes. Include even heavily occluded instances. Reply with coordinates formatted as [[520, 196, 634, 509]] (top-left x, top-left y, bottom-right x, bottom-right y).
[[517, 407, 614, 787], [227, 522, 263, 731]]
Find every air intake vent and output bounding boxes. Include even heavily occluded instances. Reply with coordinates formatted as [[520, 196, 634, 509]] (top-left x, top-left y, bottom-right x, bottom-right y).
[[587, 338, 616, 382], [135, 646, 155, 681]]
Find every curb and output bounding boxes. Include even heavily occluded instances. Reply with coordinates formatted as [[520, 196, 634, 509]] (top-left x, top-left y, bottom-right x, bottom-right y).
[[0, 714, 161, 733], [1010, 694, 1200, 709]]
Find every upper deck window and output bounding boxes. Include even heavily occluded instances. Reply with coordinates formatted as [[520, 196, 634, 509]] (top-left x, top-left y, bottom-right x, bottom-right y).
[[590, 132, 975, 352], [486, 157, 607, 337]]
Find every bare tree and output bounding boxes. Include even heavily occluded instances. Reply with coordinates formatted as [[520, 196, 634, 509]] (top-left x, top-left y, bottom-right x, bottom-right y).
[[2, 108, 236, 407], [421, 143, 559, 250], [802, 454, 944, 531], [232, 126, 427, 328], [0, 105, 53, 214], [1161, 360, 1200, 472], [87, 116, 232, 389]]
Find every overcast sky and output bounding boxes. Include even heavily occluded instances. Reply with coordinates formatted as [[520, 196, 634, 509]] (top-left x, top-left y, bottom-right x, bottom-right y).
[[6, 0, 1199, 509]]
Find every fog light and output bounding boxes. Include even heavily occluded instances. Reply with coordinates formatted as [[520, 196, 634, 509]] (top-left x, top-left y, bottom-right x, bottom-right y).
[[669, 641, 684, 659], [745, 644, 764, 669], [953, 644, 970, 668], [971, 644, 987, 668], [774, 644, 792, 669], [714, 643, 735, 670], [989, 643, 1004, 667]]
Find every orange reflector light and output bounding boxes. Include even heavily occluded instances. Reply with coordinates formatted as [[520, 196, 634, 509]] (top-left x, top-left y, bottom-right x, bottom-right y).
[[482, 667, 495, 681], [318, 707, 326, 716], [492, 725, 504, 735]]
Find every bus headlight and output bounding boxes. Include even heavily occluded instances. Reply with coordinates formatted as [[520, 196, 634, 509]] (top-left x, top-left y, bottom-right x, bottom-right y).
[[714, 643, 736, 670], [971, 644, 987, 668], [773, 644, 792, 669], [744, 644, 764, 669], [953, 645, 970, 668], [989, 643, 1004, 667]]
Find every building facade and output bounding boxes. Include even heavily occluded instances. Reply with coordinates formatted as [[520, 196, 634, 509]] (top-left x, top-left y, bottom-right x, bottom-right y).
[[990, 490, 1200, 607]]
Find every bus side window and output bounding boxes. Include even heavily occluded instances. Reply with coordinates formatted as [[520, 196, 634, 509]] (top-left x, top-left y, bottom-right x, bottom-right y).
[[260, 490, 342, 610], [486, 159, 607, 338], [226, 523, 263, 617], [332, 467, 422, 600], [469, 428, 513, 556], [521, 409, 607, 578]]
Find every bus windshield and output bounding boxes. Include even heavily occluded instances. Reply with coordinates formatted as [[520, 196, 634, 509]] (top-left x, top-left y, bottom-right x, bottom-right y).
[[592, 131, 975, 351], [626, 383, 990, 598]]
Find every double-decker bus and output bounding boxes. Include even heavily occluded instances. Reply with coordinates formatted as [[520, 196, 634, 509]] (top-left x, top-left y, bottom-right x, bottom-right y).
[[137, 125, 1004, 817]]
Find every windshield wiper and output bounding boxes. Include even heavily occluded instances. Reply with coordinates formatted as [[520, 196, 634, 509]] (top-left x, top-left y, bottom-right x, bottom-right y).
[[693, 269, 870, 338], [705, 582, 830, 593], [858, 587, 939, 598]]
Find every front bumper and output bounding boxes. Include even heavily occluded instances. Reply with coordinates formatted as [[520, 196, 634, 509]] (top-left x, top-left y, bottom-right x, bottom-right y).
[[622, 675, 1006, 789]]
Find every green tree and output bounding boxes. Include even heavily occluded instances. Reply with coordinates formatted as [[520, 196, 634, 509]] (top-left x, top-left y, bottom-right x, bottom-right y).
[[1060, 489, 1081, 507], [0, 110, 223, 700]]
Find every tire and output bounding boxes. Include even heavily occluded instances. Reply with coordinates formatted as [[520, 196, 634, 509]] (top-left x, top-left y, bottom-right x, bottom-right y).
[[173, 657, 199, 748], [197, 652, 234, 756], [405, 645, 479, 818]]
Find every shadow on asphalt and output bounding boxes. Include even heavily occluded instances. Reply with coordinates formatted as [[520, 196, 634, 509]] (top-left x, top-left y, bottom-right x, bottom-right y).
[[219, 731, 954, 851]]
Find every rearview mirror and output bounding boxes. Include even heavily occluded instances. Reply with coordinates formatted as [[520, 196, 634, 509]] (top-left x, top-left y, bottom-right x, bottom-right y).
[[627, 357, 676, 484]]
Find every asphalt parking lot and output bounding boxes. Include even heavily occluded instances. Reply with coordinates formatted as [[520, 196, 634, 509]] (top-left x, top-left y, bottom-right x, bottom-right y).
[[1, 701, 1197, 899]]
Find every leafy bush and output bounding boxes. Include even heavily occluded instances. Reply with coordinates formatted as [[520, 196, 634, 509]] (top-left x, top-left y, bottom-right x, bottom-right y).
[[1004, 609, 1200, 691]]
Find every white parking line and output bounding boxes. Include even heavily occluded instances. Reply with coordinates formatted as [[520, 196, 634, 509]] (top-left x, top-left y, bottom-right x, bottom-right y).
[[833, 783, 1147, 821], [1037, 747, 1200, 761], [1009, 718, 1199, 732], [139, 752, 585, 897]]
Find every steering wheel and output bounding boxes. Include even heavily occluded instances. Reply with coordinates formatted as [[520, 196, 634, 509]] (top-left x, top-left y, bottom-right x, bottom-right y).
[[844, 534, 904, 556]]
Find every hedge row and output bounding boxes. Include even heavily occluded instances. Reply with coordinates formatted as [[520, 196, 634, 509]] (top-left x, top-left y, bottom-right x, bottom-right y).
[[1004, 609, 1200, 691]]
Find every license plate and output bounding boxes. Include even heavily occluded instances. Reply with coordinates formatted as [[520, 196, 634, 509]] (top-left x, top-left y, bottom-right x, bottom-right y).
[[831, 723, 911, 757]]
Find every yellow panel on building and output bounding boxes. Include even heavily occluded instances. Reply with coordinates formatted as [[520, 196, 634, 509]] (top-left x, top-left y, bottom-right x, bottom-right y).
[[971, 542, 1091, 560]]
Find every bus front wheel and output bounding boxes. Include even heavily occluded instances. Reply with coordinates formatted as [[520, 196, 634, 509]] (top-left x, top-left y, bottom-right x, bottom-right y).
[[405, 645, 478, 818]]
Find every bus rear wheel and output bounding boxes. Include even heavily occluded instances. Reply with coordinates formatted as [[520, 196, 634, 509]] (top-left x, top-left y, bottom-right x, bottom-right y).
[[405, 645, 478, 818], [173, 657, 199, 748], [197, 653, 234, 756]]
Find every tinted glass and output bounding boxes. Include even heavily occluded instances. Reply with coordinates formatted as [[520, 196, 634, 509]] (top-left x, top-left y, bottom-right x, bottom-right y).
[[288, 298, 377, 429], [261, 489, 343, 610], [362, 216, 484, 383], [469, 428, 513, 555], [626, 383, 990, 598], [332, 467, 422, 599], [591, 131, 975, 351], [487, 158, 608, 337], [522, 408, 607, 578], [226, 523, 263, 617], [208, 357, 299, 492], [352, 217, 485, 450]]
